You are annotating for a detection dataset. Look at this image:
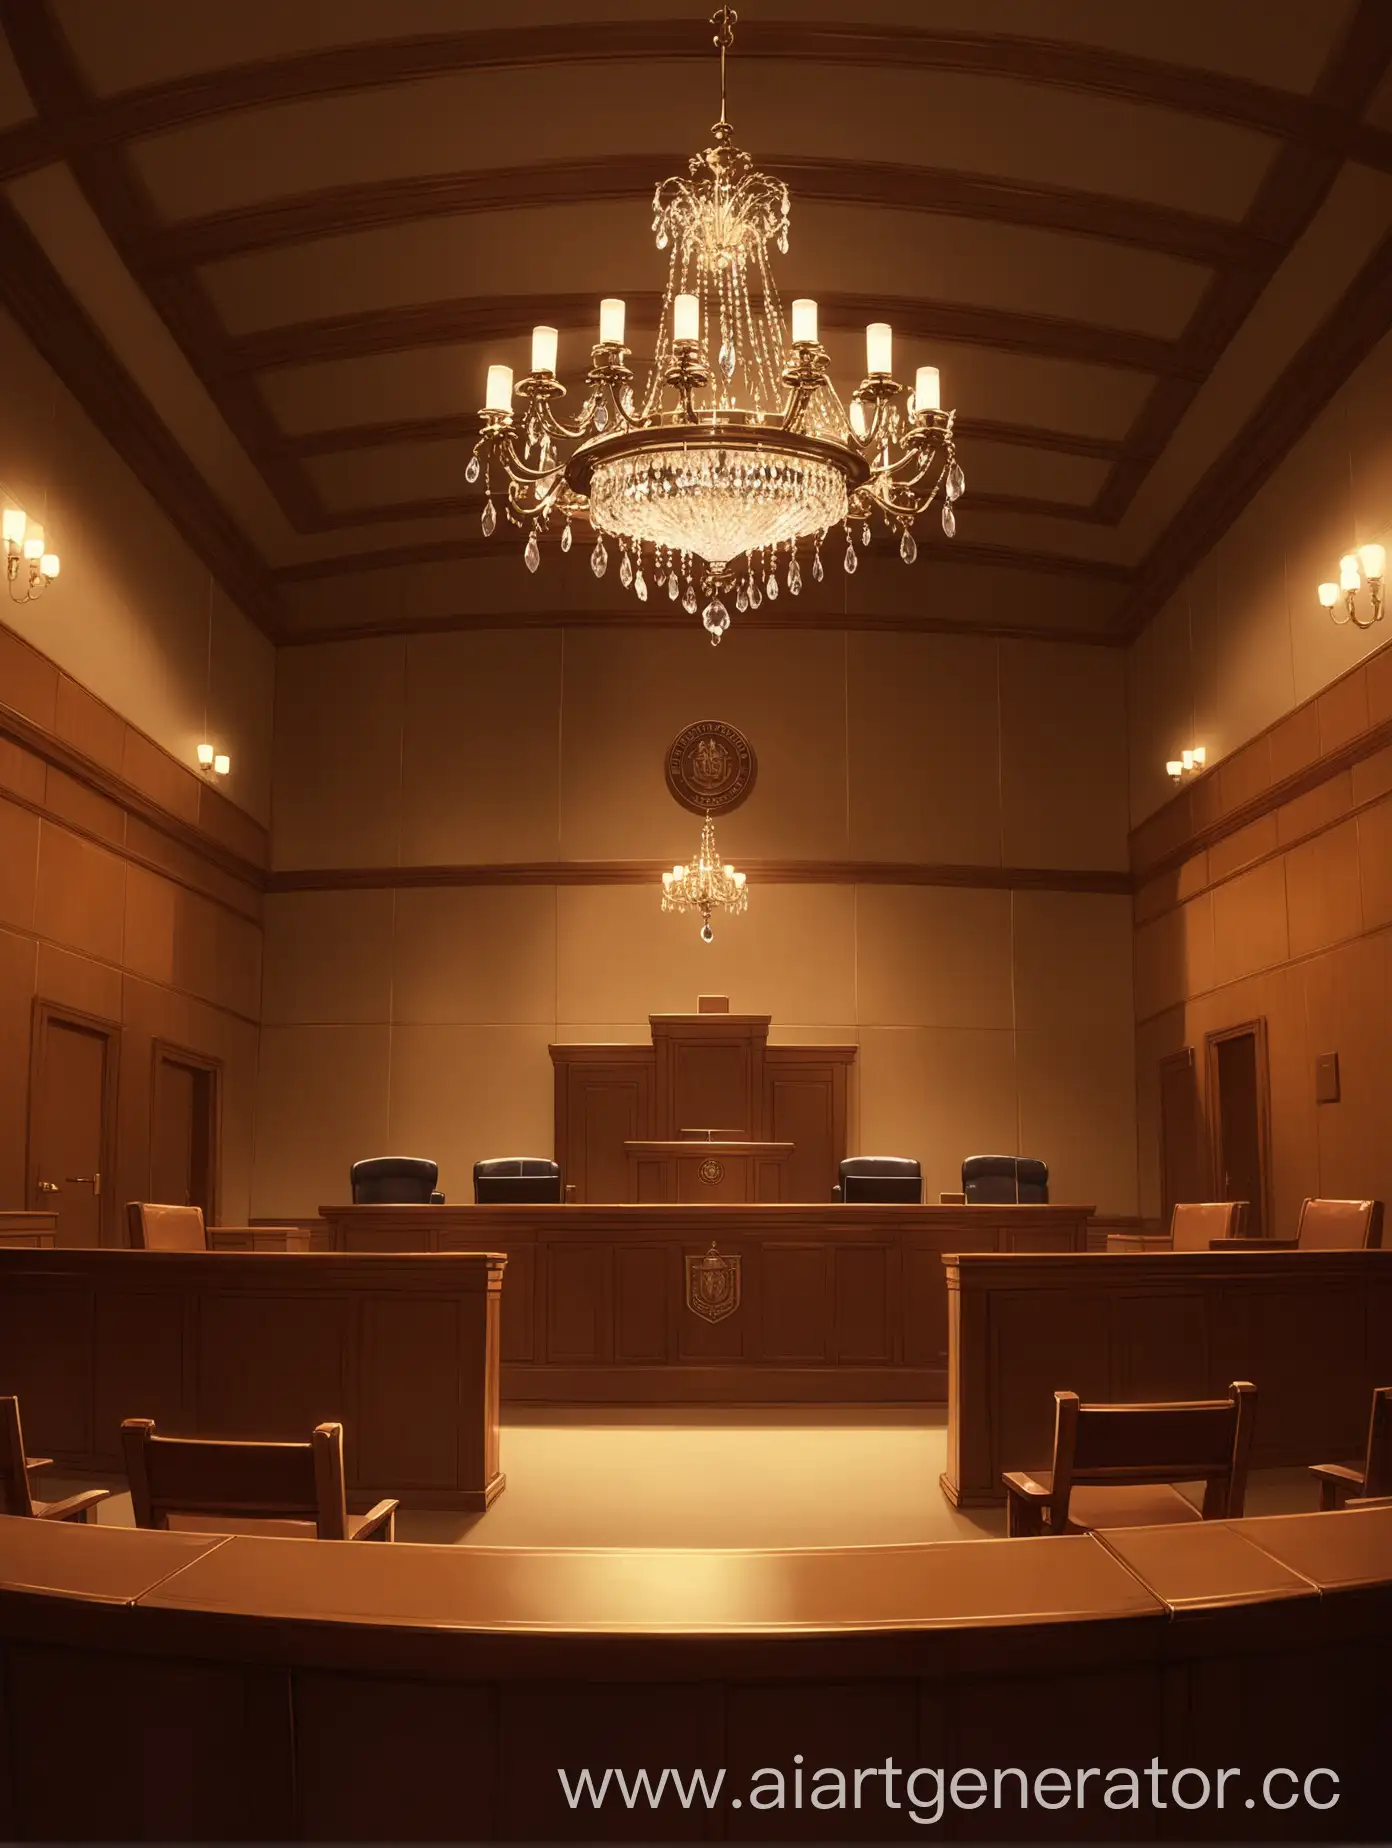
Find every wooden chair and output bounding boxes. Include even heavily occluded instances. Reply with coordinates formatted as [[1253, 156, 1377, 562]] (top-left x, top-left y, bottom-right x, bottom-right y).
[[1214, 1197, 1384, 1252], [126, 1202, 208, 1250], [1003, 1381, 1257, 1536], [1, 1396, 109, 1523], [120, 1418, 397, 1541], [1309, 1386, 1392, 1509], [1108, 1200, 1246, 1253]]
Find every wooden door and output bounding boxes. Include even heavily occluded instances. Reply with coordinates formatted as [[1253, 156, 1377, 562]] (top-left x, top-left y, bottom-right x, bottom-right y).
[[1206, 1021, 1271, 1238], [150, 1043, 219, 1217], [1158, 1048, 1206, 1225], [28, 1003, 118, 1247]]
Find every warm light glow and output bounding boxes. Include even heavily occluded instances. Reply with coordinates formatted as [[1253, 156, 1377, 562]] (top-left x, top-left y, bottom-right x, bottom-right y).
[[673, 294, 700, 344], [1360, 542, 1386, 581], [791, 298, 818, 344], [914, 365, 940, 412], [1191, 746, 1206, 767], [1181, 749, 1195, 770], [531, 325, 558, 374], [196, 743, 215, 768], [213, 753, 230, 777], [22, 524, 43, 560], [1318, 581, 1340, 607], [1166, 760, 1184, 780], [2, 507, 24, 547], [1340, 552, 1361, 592], [599, 298, 626, 345], [484, 364, 513, 412], [38, 553, 59, 580], [866, 322, 892, 375]]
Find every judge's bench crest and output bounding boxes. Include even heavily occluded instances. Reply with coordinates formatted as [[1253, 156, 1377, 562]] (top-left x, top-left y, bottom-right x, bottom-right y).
[[685, 1241, 741, 1323]]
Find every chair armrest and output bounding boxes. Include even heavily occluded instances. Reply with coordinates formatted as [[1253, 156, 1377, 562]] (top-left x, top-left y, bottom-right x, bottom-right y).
[[350, 1499, 399, 1541], [24, 1455, 53, 1474], [39, 1489, 110, 1524], [1002, 1471, 1051, 1537], [429, 1192, 445, 1205], [1310, 1461, 1364, 1510], [1209, 1237, 1298, 1250]]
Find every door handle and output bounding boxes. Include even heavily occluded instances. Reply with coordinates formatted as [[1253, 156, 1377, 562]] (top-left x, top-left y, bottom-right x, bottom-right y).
[[64, 1174, 100, 1193], [37, 1179, 60, 1194]]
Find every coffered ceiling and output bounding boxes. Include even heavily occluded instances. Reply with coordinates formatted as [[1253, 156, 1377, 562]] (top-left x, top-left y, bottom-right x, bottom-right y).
[[2, 0, 1391, 646]]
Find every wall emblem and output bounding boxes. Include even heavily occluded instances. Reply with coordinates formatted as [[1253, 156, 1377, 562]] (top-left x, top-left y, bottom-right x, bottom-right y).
[[697, 1156, 725, 1186], [685, 1241, 741, 1322], [665, 720, 757, 814]]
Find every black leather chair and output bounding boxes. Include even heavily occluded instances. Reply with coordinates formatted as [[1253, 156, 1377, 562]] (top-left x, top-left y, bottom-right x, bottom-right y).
[[350, 1157, 444, 1205], [961, 1155, 1048, 1204], [474, 1158, 562, 1205], [833, 1157, 923, 1204]]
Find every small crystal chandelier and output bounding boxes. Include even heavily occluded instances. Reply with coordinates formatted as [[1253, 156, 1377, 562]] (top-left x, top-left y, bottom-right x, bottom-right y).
[[471, 6, 964, 644], [661, 811, 748, 942]]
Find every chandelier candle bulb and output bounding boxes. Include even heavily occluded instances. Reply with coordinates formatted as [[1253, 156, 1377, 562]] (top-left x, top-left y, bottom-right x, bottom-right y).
[[674, 293, 700, 345], [530, 325, 558, 374], [791, 298, 818, 344], [915, 365, 941, 413], [866, 323, 893, 376], [484, 364, 513, 413], [1, 508, 24, 547], [599, 298, 626, 345]]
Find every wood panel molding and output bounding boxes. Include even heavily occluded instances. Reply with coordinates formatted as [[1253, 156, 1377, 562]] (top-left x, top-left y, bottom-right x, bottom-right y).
[[266, 859, 1133, 897]]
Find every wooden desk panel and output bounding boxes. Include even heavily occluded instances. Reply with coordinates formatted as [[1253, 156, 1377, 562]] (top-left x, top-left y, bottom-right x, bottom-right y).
[[0, 1250, 506, 1509], [625, 1139, 794, 1203], [0, 1212, 57, 1249], [319, 1203, 1091, 1403], [943, 1250, 1392, 1506]]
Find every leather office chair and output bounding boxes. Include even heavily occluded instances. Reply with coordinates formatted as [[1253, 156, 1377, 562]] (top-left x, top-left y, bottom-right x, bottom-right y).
[[1107, 1200, 1247, 1253], [1295, 1197, 1382, 1250], [126, 1202, 208, 1250], [120, 1418, 397, 1541], [1, 1397, 109, 1523], [832, 1157, 922, 1204], [1309, 1386, 1392, 1509], [962, 1155, 1049, 1204], [350, 1157, 444, 1205], [473, 1158, 562, 1205], [1003, 1380, 1257, 1537]]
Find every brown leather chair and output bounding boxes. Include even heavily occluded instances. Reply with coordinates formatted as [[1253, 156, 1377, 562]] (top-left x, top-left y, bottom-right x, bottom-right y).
[[1, 1396, 109, 1523], [126, 1202, 208, 1250], [121, 1418, 397, 1541], [1295, 1197, 1383, 1251], [1003, 1380, 1257, 1536], [1309, 1386, 1392, 1509], [1108, 1200, 1247, 1252]]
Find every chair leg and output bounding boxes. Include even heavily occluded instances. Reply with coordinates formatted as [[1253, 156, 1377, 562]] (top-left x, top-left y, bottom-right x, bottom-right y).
[[1319, 1479, 1344, 1512], [1006, 1491, 1043, 1538]]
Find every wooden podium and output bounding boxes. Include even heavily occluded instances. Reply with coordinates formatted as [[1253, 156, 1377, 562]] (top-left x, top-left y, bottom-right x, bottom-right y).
[[624, 1138, 794, 1203], [551, 1004, 854, 1203]]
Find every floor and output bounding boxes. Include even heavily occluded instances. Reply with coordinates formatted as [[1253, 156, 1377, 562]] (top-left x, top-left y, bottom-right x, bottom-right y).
[[49, 1407, 1317, 1548]]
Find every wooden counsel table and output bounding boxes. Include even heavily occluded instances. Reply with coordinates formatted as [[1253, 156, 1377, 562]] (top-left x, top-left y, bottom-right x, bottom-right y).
[[318, 1201, 1091, 1403], [624, 1138, 794, 1202], [0, 1211, 56, 1248]]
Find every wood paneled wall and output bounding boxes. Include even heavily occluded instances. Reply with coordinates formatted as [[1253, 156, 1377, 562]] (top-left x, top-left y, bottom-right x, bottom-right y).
[[257, 626, 1139, 1218]]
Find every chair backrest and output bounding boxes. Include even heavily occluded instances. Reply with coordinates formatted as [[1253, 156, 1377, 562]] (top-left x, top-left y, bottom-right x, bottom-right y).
[[962, 1155, 1049, 1204], [120, 1418, 351, 1539], [0, 1397, 36, 1518], [1047, 1380, 1257, 1527], [835, 1157, 922, 1204], [1170, 1200, 1247, 1250], [350, 1157, 440, 1205], [473, 1158, 562, 1204], [1295, 1198, 1383, 1250], [1361, 1386, 1392, 1499], [126, 1202, 208, 1251]]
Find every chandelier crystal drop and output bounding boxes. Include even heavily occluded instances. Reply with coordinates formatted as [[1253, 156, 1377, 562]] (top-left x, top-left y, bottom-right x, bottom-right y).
[[471, 8, 964, 644], [661, 811, 748, 939]]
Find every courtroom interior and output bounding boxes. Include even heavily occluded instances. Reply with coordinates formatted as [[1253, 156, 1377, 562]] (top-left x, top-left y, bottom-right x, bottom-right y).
[[0, 1, 1390, 1840]]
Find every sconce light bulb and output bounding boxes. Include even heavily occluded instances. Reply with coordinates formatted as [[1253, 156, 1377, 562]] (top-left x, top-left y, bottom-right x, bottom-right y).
[[1359, 541, 1386, 582], [196, 743, 215, 767], [1317, 582, 1340, 608], [2, 507, 25, 548], [213, 753, 230, 777], [1191, 746, 1206, 767], [1339, 553, 1361, 593], [1166, 761, 1183, 780], [38, 553, 59, 580], [1181, 749, 1195, 771], [22, 525, 43, 560]]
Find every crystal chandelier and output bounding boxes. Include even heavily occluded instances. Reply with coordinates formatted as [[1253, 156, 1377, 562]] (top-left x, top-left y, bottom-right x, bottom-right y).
[[471, 6, 964, 644], [661, 811, 748, 941]]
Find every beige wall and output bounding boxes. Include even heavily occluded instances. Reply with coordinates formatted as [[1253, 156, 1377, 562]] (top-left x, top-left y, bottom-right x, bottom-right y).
[[1128, 329, 1392, 826], [0, 307, 275, 825], [255, 626, 1138, 1216]]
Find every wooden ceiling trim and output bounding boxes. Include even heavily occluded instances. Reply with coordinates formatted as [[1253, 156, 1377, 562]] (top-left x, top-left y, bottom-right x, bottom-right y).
[[0, 198, 285, 639], [1115, 222, 1392, 639], [275, 531, 1131, 587], [63, 23, 1382, 158], [1095, 0, 1392, 528], [229, 291, 1184, 378], [146, 157, 1252, 272], [0, 0, 326, 539], [0, 115, 60, 182]]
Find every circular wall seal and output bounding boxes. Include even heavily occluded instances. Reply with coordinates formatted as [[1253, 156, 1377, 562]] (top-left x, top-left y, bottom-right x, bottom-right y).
[[665, 720, 757, 814], [697, 1157, 725, 1187]]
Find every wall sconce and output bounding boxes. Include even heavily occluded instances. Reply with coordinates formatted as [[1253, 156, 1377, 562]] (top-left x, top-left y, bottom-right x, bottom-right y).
[[1165, 746, 1206, 782], [1318, 543, 1384, 629], [196, 744, 230, 779], [3, 506, 60, 604]]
